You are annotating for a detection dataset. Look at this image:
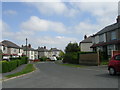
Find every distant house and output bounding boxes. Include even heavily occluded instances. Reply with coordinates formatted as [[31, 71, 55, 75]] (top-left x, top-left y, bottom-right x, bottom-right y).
[[79, 35, 93, 52], [91, 16, 120, 57], [1, 40, 23, 56], [22, 44, 38, 60], [0, 42, 8, 54], [37, 46, 49, 58], [37, 46, 61, 58], [50, 48, 61, 57]]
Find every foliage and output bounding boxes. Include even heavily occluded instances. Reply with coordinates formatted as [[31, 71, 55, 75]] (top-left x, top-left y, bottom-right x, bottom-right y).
[[6, 64, 35, 78], [78, 51, 97, 54], [63, 52, 79, 64], [65, 43, 80, 53], [59, 51, 65, 58], [39, 56, 48, 61], [99, 51, 108, 61], [1, 56, 28, 73], [63, 42, 80, 64]]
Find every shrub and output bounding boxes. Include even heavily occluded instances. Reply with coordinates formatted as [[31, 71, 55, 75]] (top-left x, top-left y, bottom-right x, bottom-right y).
[[63, 52, 79, 64], [1, 56, 28, 73], [2, 61, 9, 73], [39, 56, 47, 61]]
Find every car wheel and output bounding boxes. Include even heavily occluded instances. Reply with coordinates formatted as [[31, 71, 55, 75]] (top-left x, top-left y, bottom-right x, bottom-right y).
[[109, 67, 116, 75]]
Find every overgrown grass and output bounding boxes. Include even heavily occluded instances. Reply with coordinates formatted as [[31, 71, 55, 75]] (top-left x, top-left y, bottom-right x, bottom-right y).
[[100, 61, 109, 65], [60, 63, 86, 68], [6, 64, 36, 78]]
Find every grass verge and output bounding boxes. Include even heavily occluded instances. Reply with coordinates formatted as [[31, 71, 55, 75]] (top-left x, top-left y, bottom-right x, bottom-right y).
[[6, 64, 36, 78], [100, 61, 108, 65], [59, 63, 86, 68]]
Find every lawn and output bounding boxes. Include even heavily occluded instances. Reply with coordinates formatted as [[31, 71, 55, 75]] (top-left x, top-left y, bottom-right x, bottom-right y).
[[6, 64, 36, 78], [60, 63, 86, 68]]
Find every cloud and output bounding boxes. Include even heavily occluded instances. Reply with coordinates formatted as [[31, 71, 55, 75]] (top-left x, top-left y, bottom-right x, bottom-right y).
[[3, 10, 17, 15], [27, 2, 78, 17], [21, 16, 67, 33]]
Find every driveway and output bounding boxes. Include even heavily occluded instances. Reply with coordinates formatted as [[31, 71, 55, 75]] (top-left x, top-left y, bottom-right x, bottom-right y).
[[2, 62, 119, 88]]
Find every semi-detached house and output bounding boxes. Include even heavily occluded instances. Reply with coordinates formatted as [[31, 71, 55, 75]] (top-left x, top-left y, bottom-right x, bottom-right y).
[[1, 40, 23, 56], [91, 16, 120, 57]]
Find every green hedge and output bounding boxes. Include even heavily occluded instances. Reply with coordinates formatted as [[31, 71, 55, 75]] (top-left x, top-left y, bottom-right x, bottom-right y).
[[63, 52, 79, 64], [1, 56, 28, 73]]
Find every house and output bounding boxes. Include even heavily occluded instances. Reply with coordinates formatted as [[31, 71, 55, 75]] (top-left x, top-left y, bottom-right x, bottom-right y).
[[1, 40, 24, 56], [37, 46, 49, 58], [37, 46, 61, 58], [79, 35, 93, 52], [91, 16, 120, 57], [0, 42, 8, 54], [22, 44, 38, 60], [50, 48, 61, 57]]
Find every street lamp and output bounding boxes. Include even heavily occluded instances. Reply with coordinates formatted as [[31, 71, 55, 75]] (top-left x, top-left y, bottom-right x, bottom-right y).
[[26, 38, 27, 57]]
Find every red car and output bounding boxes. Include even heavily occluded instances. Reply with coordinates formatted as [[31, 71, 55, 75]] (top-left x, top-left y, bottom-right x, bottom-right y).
[[108, 54, 120, 75]]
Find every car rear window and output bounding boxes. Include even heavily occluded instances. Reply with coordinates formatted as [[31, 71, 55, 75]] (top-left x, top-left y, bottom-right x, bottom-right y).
[[115, 55, 120, 60]]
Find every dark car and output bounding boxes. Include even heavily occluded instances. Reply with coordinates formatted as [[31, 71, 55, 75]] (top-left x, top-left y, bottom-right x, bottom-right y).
[[108, 54, 120, 75]]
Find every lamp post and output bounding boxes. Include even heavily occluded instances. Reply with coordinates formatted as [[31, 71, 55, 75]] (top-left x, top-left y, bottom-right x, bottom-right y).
[[26, 38, 27, 57]]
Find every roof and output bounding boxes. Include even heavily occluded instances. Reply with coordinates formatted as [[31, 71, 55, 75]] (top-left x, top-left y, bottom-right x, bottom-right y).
[[80, 36, 92, 43], [2, 40, 21, 49], [95, 22, 120, 35], [90, 40, 120, 48], [22, 46, 36, 51], [50, 48, 60, 51], [37, 47, 49, 52]]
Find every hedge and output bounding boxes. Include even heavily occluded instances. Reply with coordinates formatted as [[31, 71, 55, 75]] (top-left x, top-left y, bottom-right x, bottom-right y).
[[1, 56, 28, 73], [63, 52, 79, 64]]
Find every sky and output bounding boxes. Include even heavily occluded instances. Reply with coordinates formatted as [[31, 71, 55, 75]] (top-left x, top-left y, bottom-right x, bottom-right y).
[[1, 0, 119, 50]]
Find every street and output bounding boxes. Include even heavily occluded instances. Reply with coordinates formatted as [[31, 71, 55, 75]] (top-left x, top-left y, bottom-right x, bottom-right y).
[[2, 62, 119, 88]]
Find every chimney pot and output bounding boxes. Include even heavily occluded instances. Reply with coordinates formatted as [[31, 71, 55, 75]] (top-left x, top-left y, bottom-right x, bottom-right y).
[[117, 15, 120, 23]]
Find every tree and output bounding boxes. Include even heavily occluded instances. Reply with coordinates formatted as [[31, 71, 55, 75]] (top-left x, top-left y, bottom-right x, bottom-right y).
[[63, 42, 80, 64], [65, 42, 80, 53]]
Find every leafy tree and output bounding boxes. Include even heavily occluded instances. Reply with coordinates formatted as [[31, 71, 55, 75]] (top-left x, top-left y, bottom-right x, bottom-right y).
[[65, 42, 80, 53], [63, 42, 80, 64]]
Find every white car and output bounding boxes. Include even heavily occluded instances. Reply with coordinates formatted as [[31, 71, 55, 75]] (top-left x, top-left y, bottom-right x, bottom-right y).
[[50, 57, 57, 61]]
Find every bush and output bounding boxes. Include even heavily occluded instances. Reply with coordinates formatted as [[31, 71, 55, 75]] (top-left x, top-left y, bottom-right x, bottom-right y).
[[1, 56, 28, 73], [39, 56, 47, 61], [63, 52, 79, 64]]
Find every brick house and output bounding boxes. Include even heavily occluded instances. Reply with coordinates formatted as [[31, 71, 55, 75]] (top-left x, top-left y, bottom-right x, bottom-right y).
[[91, 16, 120, 57]]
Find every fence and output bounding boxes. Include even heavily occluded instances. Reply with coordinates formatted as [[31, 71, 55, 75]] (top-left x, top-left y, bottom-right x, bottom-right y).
[[79, 52, 100, 66], [112, 50, 120, 57]]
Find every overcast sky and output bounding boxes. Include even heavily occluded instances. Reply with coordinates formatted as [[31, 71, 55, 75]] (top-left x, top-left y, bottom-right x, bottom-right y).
[[1, 0, 119, 50]]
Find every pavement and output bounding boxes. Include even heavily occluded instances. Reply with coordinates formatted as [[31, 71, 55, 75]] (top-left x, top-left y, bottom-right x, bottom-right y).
[[2, 62, 120, 88]]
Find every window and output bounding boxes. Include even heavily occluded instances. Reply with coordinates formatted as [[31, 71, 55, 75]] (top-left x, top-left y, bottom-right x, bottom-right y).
[[14, 49, 16, 52], [111, 31, 116, 40], [115, 55, 120, 60], [99, 34, 104, 42], [3, 47, 6, 50]]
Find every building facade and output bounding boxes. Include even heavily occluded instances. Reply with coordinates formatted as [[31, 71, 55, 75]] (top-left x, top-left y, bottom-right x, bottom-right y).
[[91, 16, 120, 57], [79, 36, 93, 52]]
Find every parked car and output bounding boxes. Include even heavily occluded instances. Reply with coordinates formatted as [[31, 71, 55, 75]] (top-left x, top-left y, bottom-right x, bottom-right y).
[[108, 54, 120, 75]]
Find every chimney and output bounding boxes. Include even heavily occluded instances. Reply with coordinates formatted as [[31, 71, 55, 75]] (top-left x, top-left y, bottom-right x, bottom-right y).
[[116, 15, 120, 23], [44, 46, 46, 49], [21, 45, 23, 47], [84, 35, 87, 39], [28, 44, 31, 48]]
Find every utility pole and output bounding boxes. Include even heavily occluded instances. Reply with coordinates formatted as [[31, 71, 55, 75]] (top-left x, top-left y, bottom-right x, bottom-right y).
[[26, 38, 27, 57]]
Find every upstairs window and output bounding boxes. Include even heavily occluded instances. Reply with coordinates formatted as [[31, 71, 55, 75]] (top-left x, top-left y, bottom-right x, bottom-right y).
[[111, 31, 116, 40], [99, 34, 104, 42]]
